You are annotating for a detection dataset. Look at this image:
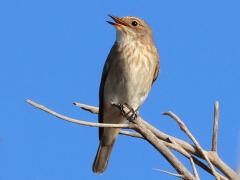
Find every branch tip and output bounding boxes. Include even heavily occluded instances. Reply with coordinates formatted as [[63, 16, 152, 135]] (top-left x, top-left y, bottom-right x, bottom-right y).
[[152, 168, 183, 178], [212, 100, 220, 152]]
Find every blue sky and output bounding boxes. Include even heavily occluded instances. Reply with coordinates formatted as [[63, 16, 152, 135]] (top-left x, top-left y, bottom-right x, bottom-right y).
[[0, 0, 239, 179]]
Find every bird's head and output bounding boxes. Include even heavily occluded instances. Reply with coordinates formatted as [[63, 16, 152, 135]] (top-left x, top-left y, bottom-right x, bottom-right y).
[[107, 15, 153, 43]]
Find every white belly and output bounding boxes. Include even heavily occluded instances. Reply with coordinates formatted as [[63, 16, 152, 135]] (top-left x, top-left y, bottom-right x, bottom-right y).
[[104, 51, 155, 110]]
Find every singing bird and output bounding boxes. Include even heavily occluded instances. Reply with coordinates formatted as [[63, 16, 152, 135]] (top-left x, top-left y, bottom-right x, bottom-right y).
[[92, 15, 160, 173]]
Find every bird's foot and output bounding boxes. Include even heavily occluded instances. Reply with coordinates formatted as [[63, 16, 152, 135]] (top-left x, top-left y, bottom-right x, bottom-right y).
[[112, 103, 138, 122]]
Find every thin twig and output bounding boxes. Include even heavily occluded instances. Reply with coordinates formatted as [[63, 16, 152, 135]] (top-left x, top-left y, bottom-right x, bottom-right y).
[[73, 102, 98, 114], [192, 156, 227, 180], [168, 137, 200, 179], [153, 168, 183, 178], [167, 137, 191, 158], [119, 130, 143, 138], [163, 111, 220, 180], [190, 157, 200, 180], [212, 101, 219, 152], [26, 99, 134, 129]]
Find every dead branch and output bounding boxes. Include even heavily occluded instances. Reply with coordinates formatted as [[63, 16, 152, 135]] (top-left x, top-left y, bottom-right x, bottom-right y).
[[134, 116, 195, 179], [190, 157, 200, 180], [163, 111, 220, 180], [153, 168, 184, 178], [73, 101, 236, 179], [27, 99, 134, 129], [27, 99, 237, 180], [212, 101, 219, 152]]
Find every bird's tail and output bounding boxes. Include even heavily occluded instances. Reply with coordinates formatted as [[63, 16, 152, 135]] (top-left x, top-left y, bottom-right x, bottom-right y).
[[92, 141, 115, 174]]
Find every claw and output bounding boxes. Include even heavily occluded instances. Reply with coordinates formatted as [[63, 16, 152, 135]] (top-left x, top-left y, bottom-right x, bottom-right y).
[[112, 102, 138, 121]]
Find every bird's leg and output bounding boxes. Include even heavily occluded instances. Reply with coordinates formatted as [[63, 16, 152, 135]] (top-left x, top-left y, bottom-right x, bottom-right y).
[[111, 103, 138, 122]]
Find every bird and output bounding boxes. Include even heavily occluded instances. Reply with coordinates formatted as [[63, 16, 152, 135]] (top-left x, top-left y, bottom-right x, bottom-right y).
[[92, 15, 160, 173]]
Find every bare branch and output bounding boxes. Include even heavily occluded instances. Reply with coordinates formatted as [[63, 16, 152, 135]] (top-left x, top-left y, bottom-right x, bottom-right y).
[[27, 100, 193, 160], [120, 129, 222, 179], [212, 101, 220, 152], [153, 168, 183, 178], [168, 137, 200, 179], [190, 157, 200, 180], [28, 99, 237, 179], [26, 99, 134, 129], [73, 102, 98, 114], [167, 137, 191, 158], [134, 117, 195, 180], [140, 117, 230, 179], [74, 103, 198, 154], [191, 156, 212, 175], [122, 131, 228, 179], [74, 102, 236, 179], [119, 130, 143, 138], [28, 99, 195, 179], [163, 111, 220, 180], [192, 156, 227, 180], [167, 137, 227, 180]]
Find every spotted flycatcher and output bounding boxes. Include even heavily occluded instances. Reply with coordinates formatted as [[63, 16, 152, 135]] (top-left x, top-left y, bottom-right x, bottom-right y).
[[92, 15, 160, 173]]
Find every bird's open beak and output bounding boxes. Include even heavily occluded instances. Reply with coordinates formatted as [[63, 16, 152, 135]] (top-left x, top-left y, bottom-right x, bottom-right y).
[[107, 15, 128, 27]]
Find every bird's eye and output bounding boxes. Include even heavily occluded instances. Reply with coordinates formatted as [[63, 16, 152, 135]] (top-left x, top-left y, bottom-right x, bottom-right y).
[[131, 21, 138, 26]]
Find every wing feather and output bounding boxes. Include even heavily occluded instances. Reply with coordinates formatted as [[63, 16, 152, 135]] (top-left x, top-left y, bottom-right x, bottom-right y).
[[98, 43, 118, 140]]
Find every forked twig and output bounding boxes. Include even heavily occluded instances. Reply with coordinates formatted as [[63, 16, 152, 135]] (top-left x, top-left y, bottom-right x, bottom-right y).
[[167, 137, 199, 179], [163, 111, 220, 180]]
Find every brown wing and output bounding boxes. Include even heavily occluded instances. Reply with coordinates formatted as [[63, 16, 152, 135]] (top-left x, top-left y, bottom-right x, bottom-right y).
[[98, 43, 118, 140]]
